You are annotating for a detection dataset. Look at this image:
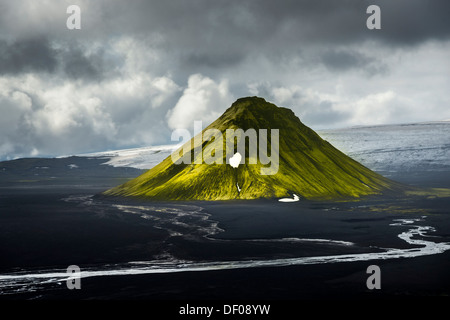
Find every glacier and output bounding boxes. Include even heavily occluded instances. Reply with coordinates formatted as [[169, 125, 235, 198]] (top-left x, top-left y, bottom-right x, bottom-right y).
[[318, 121, 450, 173]]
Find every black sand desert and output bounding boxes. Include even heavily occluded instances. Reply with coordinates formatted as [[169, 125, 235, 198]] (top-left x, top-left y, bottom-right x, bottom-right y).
[[1, 122, 450, 304]]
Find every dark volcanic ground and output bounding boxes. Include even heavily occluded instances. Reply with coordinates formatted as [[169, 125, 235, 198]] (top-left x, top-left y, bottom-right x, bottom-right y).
[[0, 156, 449, 305]]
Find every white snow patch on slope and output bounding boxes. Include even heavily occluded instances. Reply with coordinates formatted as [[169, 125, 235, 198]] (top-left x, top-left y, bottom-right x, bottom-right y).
[[229, 152, 242, 168], [279, 194, 299, 202]]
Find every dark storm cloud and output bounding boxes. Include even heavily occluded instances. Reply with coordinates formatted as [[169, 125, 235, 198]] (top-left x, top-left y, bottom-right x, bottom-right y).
[[370, 0, 450, 45], [318, 49, 388, 76], [0, 38, 58, 74], [240, 0, 450, 46], [109, 0, 450, 49], [183, 52, 244, 69], [2, 0, 449, 76], [118, 0, 363, 58], [77, 0, 450, 78], [61, 45, 122, 81], [0, 36, 120, 81], [320, 50, 371, 72], [62, 48, 104, 80]]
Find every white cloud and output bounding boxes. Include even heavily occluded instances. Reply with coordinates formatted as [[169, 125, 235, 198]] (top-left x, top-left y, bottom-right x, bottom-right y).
[[0, 85, 33, 137], [0, 71, 181, 158], [79, 97, 117, 135], [111, 36, 165, 76], [263, 83, 416, 128], [341, 91, 397, 125], [248, 83, 347, 128], [149, 76, 181, 108], [0, 85, 34, 159], [31, 83, 79, 134], [167, 74, 234, 130], [245, 41, 450, 129]]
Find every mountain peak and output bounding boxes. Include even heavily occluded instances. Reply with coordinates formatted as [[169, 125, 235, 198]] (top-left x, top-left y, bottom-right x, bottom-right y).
[[214, 96, 298, 132], [231, 96, 271, 107], [225, 96, 280, 116], [105, 97, 401, 200]]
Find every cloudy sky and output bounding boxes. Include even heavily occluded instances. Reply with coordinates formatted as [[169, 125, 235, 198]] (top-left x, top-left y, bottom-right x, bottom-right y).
[[0, 0, 449, 160]]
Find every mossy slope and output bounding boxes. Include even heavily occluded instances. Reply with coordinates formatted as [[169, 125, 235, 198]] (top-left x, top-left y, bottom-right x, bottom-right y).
[[104, 97, 401, 200]]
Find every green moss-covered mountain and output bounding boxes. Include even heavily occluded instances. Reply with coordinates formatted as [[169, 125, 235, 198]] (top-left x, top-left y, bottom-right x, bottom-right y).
[[104, 97, 401, 200]]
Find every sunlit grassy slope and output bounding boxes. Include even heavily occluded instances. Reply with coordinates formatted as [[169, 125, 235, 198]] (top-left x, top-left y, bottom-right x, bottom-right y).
[[104, 97, 402, 200]]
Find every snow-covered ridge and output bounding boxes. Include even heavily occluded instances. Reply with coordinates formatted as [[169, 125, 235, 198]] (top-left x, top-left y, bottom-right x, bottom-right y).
[[80, 144, 179, 170], [318, 121, 450, 172]]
